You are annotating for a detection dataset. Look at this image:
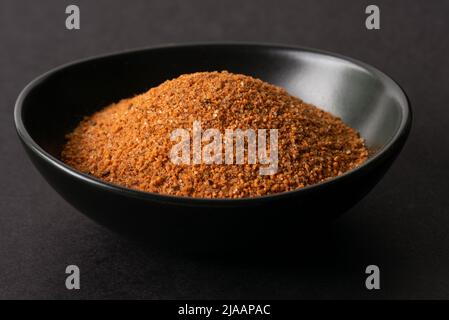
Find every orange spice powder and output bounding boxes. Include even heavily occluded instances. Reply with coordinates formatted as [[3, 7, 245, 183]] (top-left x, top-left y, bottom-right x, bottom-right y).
[[61, 71, 368, 198]]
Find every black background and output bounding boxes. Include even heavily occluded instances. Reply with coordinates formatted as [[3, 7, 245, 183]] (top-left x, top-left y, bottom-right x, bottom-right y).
[[1, 0, 448, 299]]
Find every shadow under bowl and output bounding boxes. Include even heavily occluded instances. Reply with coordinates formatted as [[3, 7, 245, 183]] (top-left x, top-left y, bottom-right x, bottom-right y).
[[14, 43, 411, 251]]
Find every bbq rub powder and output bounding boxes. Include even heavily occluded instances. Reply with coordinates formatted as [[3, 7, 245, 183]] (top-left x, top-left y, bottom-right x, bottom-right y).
[[62, 71, 368, 198]]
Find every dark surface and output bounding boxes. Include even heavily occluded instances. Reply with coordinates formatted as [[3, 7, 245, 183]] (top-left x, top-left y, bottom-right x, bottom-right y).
[[0, 0, 448, 299]]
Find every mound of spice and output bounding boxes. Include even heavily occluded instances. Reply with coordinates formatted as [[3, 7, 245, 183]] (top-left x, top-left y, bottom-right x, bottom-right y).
[[62, 71, 368, 198]]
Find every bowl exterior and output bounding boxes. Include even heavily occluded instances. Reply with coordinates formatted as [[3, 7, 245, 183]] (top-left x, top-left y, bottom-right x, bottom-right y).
[[18, 132, 407, 249]]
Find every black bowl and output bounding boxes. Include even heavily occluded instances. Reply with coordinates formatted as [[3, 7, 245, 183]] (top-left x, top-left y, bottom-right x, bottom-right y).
[[14, 44, 411, 251]]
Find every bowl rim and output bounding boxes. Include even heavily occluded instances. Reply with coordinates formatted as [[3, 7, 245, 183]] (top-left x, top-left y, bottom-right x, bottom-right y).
[[14, 42, 412, 205]]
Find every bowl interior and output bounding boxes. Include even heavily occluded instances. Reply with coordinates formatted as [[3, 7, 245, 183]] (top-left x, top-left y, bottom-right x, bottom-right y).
[[19, 45, 408, 163]]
